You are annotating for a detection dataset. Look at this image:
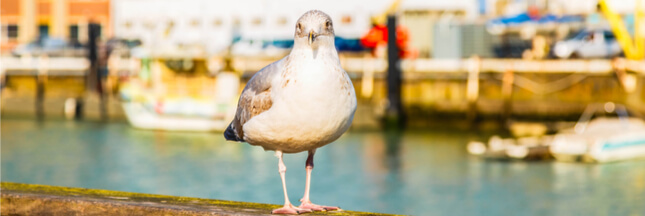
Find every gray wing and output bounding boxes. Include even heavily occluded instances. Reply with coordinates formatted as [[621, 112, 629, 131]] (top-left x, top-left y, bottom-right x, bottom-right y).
[[224, 57, 286, 142]]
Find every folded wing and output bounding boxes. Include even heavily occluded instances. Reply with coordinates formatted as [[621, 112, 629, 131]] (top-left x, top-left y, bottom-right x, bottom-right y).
[[224, 57, 286, 142]]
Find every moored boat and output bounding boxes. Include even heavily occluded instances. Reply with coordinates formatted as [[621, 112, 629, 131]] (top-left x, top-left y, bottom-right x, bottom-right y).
[[119, 49, 239, 132], [550, 103, 645, 163]]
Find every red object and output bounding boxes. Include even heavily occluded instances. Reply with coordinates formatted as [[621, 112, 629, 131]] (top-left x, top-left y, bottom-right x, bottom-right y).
[[360, 24, 417, 58], [361, 25, 388, 48], [528, 6, 541, 20]]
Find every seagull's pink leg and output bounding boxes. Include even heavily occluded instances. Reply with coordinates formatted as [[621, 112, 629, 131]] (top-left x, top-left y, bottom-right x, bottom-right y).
[[298, 149, 341, 212], [272, 151, 312, 215]]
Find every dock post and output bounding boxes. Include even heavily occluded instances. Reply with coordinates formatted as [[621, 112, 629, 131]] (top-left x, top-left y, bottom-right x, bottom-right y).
[[466, 56, 480, 124], [385, 15, 405, 129], [35, 55, 48, 120], [361, 54, 375, 99], [35, 74, 44, 120], [614, 58, 643, 111], [87, 22, 106, 120], [501, 66, 514, 128]]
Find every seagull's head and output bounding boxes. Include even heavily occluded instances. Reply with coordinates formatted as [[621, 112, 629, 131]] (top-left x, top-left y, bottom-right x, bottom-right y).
[[294, 10, 335, 48]]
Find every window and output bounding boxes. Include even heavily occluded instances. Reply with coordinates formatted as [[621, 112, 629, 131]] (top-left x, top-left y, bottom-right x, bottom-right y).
[[213, 18, 223, 27], [604, 31, 616, 41], [190, 19, 201, 27], [69, 25, 79, 41], [277, 17, 287, 25], [7, 25, 19, 39], [143, 21, 155, 30], [123, 21, 132, 29], [341, 15, 352, 24], [252, 17, 262, 26], [38, 25, 49, 40], [90, 24, 102, 39]]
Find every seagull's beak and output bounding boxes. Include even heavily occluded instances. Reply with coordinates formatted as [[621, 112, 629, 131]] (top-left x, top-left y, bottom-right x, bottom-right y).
[[308, 30, 316, 45]]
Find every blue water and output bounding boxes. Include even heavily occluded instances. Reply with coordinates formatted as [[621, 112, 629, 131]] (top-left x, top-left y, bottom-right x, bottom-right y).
[[2, 118, 645, 215]]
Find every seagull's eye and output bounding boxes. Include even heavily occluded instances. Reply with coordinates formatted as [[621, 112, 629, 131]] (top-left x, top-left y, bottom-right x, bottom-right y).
[[325, 21, 332, 28], [296, 23, 302, 31]]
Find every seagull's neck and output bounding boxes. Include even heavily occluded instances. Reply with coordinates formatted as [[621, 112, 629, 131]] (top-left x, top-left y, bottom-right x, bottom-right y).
[[290, 39, 339, 61]]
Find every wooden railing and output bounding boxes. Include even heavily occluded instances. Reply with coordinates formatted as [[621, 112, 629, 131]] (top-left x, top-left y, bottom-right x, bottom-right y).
[[2, 56, 644, 77]]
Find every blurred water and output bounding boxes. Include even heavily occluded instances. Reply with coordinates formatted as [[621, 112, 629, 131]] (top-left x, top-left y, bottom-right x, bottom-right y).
[[2, 118, 645, 215]]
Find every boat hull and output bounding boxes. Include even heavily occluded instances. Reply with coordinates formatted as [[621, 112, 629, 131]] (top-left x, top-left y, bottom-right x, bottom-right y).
[[122, 102, 228, 132]]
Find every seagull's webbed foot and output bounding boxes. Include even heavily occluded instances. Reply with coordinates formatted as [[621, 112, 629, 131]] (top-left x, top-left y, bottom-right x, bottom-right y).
[[272, 204, 313, 215], [299, 200, 341, 212]]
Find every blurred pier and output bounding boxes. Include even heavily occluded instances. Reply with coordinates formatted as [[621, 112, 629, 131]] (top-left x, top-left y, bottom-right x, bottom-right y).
[[2, 56, 645, 127]]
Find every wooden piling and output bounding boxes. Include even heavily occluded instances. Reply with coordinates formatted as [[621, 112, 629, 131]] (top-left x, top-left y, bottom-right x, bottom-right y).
[[87, 22, 106, 120], [361, 54, 375, 99], [35, 78, 45, 120], [466, 56, 480, 123], [614, 58, 642, 110], [35, 55, 48, 120], [385, 15, 405, 129], [501, 66, 514, 128]]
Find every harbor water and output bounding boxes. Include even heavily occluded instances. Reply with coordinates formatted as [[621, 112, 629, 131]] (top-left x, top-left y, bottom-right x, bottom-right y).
[[2, 117, 645, 215]]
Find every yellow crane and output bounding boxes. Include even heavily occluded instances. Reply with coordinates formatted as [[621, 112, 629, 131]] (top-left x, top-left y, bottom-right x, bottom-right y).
[[599, 0, 645, 60], [371, 0, 402, 25]]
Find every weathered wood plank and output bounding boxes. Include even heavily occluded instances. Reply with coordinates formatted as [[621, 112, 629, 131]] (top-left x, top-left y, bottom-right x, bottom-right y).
[[1, 182, 393, 216]]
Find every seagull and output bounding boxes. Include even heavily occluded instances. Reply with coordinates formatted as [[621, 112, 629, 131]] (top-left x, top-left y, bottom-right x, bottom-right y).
[[224, 10, 357, 214]]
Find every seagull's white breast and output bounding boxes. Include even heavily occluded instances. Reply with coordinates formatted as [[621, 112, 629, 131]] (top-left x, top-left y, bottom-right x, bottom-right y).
[[242, 50, 357, 153]]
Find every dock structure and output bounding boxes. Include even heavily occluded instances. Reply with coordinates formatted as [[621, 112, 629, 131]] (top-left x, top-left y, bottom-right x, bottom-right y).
[[1, 56, 89, 77], [1, 182, 390, 216], [3, 57, 645, 78], [3, 56, 644, 82], [2, 56, 645, 124], [231, 57, 645, 76]]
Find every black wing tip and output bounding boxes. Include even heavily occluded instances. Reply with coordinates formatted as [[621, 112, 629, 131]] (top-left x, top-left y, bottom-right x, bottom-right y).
[[224, 123, 243, 142]]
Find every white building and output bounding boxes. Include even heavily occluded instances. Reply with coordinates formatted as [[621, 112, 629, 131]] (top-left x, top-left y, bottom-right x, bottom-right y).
[[112, 0, 478, 55]]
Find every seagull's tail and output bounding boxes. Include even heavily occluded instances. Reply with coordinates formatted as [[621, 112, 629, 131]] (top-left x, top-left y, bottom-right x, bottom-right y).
[[224, 123, 243, 142]]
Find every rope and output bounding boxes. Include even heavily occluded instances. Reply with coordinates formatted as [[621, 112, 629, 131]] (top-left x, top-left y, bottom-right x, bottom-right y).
[[499, 73, 589, 95]]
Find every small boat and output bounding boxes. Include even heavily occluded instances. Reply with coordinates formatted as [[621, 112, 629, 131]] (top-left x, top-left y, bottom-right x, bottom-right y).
[[120, 94, 234, 132], [467, 135, 552, 160], [119, 50, 239, 132], [550, 103, 645, 163]]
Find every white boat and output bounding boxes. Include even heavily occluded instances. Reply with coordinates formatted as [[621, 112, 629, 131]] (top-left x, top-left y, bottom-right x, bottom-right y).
[[467, 135, 552, 160], [121, 98, 233, 132], [119, 54, 239, 132], [550, 103, 645, 163]]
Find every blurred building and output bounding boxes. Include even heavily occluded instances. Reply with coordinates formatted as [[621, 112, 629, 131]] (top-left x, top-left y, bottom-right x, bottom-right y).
[[3, 0, 640, 57], [1, 0, 111, 53], [481, 0, 640, 17], [112, 0, 393, 56], [110, 0, 478, 57], [399, 0, 476, 58]]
